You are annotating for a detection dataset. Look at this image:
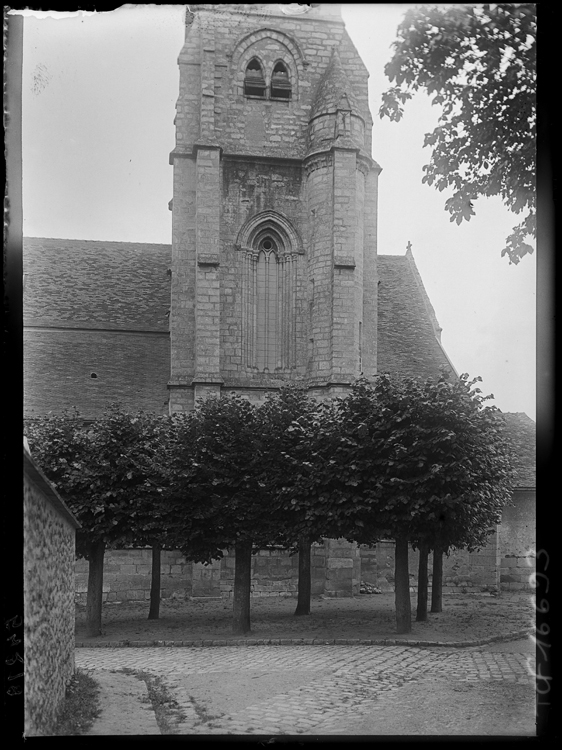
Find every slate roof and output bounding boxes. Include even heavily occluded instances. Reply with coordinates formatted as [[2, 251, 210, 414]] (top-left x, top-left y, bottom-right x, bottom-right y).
[[23, 238, 456, 410], [501, 412, 536, 489], [377, 251, 455, 380], [23, 238, 171, 331]]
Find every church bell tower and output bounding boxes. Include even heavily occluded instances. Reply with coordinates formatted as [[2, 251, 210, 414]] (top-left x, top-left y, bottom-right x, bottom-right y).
[[168, 3, 381, 411]]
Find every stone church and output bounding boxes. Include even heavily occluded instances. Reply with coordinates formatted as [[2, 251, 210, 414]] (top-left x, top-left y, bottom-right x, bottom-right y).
[[23, 4, 534, 601]]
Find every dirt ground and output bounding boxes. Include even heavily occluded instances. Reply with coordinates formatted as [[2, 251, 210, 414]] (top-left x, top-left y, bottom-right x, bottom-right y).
[[76, 591, 534, 644]]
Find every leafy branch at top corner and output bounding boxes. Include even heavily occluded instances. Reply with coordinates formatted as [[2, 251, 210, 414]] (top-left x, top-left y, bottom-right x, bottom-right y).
[[379, 3, 537, 265]]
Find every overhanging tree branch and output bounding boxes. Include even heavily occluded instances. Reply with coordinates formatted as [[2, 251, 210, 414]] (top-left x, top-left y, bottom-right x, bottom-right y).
[[380, 4, 536, 264]]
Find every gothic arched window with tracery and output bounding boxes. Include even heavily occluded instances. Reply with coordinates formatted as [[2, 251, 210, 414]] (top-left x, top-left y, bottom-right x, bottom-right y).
[[237, 215, 301, 373]]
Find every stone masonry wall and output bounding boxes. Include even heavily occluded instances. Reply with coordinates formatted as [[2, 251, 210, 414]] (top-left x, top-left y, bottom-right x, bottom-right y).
[[75, 531, 519, 603], [75, 549, 194, 603], [499, 490, 536, 591], [24, 464, 77, 736], [361, 537, 500, 595], [220, 158, 309, 387], [220, 549, 299, 598], [75, 540, 361, 603], [170, 5, 377, 408], [176, 8, 371, 160]]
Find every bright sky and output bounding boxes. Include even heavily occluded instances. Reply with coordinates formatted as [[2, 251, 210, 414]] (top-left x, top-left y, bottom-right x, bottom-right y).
[[20, 4, 536, 420]]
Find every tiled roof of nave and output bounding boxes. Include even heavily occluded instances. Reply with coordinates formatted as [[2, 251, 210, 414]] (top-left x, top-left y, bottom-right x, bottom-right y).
[[377, 254, 453, 381], [23, 238, 171, 331]]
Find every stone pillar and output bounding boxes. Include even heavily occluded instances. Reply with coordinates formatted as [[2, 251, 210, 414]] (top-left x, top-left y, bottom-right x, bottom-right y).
[[192, 145, 223, 398], [169, 153, 197, 413], [469, 524, 501, 592], [305, 152, 334, 386], [191, 558, 222, 598], [374, 540, 396, 592], [332, 147, 360, 382], [324, 538, 360, 597], [311, 541, 327, 595], [361, 161, 380, 379]]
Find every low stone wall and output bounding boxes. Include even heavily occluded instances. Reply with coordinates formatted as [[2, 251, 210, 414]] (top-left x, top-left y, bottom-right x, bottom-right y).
[[24, 450, 79, 736], [75, 549, 193, 603], [221, 549, 299, 598], [360, 533, 501, 594], [75, 539, 361, 603], [74, 508, 535, 604], [322, 539, 361, 598]]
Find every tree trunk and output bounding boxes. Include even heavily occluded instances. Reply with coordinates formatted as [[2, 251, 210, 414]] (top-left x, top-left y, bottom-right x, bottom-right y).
[[431, 545, 444, 613], [416, 543, 429, 622], [232, 540, 253, 635], [86, 539, 105, 637], [148, 545, 161, 620], [394, 536, 411, 634], [294, 537, 312, 616]]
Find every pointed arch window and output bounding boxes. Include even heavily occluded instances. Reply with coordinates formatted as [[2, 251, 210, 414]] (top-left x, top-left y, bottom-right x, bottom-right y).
[[238, 214, 302, 373], [270, 61, 291, 100], [255, 238, 280, 371], [244, 58, 266, 98]]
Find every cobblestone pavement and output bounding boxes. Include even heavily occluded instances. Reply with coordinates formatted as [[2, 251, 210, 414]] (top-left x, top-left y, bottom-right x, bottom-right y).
[[76, 644, 536, 736]]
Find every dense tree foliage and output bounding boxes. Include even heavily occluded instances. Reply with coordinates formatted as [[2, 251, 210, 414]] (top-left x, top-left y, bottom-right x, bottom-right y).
[[380, 4, 536, 264], [162, 394, 278, 634], [25, 406, 169, 635], [26, 374, 515, 637], [259, 388, 347, 614], [315, 374, 514, 632]]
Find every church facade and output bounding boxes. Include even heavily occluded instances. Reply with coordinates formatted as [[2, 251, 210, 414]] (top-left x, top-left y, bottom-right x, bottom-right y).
[[23, 5, 534, 601]]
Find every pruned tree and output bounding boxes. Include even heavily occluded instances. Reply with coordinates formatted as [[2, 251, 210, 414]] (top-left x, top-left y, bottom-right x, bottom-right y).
[[326, 373, 514, 633], [380, 4, 536, 264], [408, 375, 515, 618], [163, 394, 276, 635], [25, 406, 170, 636], [258, 387, 344, 616]]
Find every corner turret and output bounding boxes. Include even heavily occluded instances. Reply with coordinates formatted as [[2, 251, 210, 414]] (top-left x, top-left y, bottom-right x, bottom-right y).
[[307, 48, 365, 155]]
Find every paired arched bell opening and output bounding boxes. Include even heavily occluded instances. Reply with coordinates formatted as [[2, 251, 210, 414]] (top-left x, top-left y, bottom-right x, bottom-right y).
[[243, 58, 292, 100]]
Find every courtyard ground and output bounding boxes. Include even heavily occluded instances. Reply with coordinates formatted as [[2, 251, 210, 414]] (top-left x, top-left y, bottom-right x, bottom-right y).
[[76, 591, 533, 646], [76, 639, 537, 736], [73, 592, 539, 736]]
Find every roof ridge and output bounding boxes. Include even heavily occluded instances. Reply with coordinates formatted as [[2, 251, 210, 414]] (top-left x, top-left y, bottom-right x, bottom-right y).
[[24, 237, 171, 248], [403, 249, 443, 343]]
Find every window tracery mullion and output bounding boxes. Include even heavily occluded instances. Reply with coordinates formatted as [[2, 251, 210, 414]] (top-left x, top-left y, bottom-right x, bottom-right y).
[[252, 253, 258, 370], [277, 257, 285, 367], [280, 255, 286, 369], [264, 251, 270, 370], [242, 251, 248, 368], [284, 256, 289, 369], [272, 255, 279, 370], [293, 254, 298, 367]]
